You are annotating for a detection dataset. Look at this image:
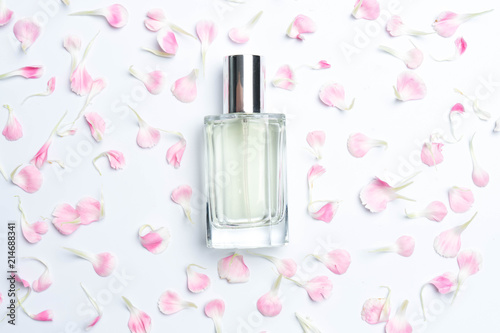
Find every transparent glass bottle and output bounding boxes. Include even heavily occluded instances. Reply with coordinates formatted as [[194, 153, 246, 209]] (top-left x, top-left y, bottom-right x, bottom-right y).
[[204, 55, 288, 249]]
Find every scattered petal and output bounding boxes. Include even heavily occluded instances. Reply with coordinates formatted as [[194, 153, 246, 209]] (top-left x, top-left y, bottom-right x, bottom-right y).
[[17, 288, 53, 321], [0, 65, 44, 80], [454, 88, 491, 121], [361, 287, 391, 324], [306, 130, 325, 159], [64, 247, 117, 277], [93, 150, 126, 176], [187, 264, 211, 293], [257, 275, 283, 317], [0, 0, 13, 26], [26, 257, 52, 293], [157, 27, 178, 55], [76, 196, 103, 225], [2, 104, 23, 141], [448, 186, 474, 213], [371, 235, 415, 257], [379, 44, 423, 69], [385, 300, 412, 333], [296, 312, 323, 333], [394, 71, 426, 101], [455, 36, 467, 55], [312, 249, 351, 275], [248, 252, 297, 278], [171, 185, 193, 223], [16, 196, 48, 243], [307, 164, 326, 189], [228, 10, 263, 43], [308, 201, 339, 223], [158, 290, 197, 315], [70, 32, 99, 96], [429, 272, 457, 294], [196, 20, 217, 75], [352, 0, 380, 20], [271, 65, 295, 90], [433, 10, 492, 38], [319, 82, 355, 110], [204, 299, 225, 333], [311, 60, 331, 70], [434, 212, 477, 258], [454, 249, 482, 301], [360, 177, 413, 213], [386, 15, 432, 37], [71, 4, 129, 28], [23, 77, 56, 103], [217, 253, 250, 283], [166, 137, 186, 168], [405, 201, 448, 222], [139, 224, 171, 254], [128, 107, 161, 148], [469, 135, 489, 187], [171, 69, 198, 102], [286, 14, 316, 40], [13, 17, 41, 52], [129, 66, 166, 95], [301, 276, 333, 302], [52, 203, 80, 235], [123, 296, 151, 333], [64, 35, 82, 75], [85, 112, 106, 142], [11, 164, 43, 193], [421, 142, 444, 167], [81, 283, 103, 330], [347, 133, 387, 158]]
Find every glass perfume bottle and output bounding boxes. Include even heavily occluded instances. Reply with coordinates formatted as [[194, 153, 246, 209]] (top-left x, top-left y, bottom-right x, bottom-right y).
[[204, 55, 288, 249]]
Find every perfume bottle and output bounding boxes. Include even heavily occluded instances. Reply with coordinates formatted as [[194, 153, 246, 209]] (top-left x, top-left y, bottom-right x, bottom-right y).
[[204, 55, 288, 249]]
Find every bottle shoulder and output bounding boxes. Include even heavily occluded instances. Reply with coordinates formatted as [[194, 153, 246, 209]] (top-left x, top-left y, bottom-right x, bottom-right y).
[[204, 113, 286, 123]]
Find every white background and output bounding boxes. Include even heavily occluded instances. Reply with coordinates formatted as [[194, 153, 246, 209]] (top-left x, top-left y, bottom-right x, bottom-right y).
[[1, 0, 500, 332]]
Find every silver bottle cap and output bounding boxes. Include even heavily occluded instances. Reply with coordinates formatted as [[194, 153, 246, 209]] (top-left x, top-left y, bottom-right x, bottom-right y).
[[223, 54, 264, 114]]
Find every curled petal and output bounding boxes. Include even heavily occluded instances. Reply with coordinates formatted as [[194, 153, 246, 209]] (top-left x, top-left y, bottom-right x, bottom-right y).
[[122, 296, 151, 333], [469, 135, 489, 187], [319, 82, 355, 110], [386, 15, 432, 37], [71, 4, 129, 28], [52, 203, 80, 235], [361, 287, 391, 324], [433, 10, 492, 38], [158, 290, 197, 315], [30, 310, 54, 321], [257, 275, 282, 317], [455, 37, 467, 55], [307, 164, 326, 188], [429, 272, 457, 294], [347, 133, 387, 158], [286, 14, 316, 40], [454, 249, 482, 301], [81, 283, 103, 330], [129, 66, 166, 95], [360, 177, 413, 213], [352, 0, 380, 20], [71, 64, 93, 96], [23, 77, 56, 103], [139, 225, 170, 254], [248, 252, 297, 278], [13, 18, 41, 52], [27, 257, 52, 293], [448, 186, 474, 213], [308, 201, 339, 223], [271, 65, 295, 91], [93, 150, 126, 175], [64, 247, 117, 277], [433, 212, 477, 258], [311, 60, 331, 70], [166, 137, 186, 168], [187, 264, 211, 293], [405, 201, 448, 222], [217, 253, 250, 283], [171, 185, 193, 223], [313, 249, 351, 275], [2, 105, 23, 141], [0, 1, 13, 26], [306, 130, 326, 159], [17, 196, 48, 244], [11, 164, 43, 193], [0, 65, 44, 80], [394, 71, 426, 101], [385, 300, 412, 333], [85, 112, 106, 142], [157, 28, 178, 55], [171, 69, 198, 102], [371, 235, 415, 257], [205, 299, 225, 333], [421, 142, 444, 166], [228, 11, 263, 44]]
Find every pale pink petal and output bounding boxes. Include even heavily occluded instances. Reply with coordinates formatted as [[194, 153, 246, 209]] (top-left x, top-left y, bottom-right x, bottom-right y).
[[145, 8, 167, 31], [71, 5, 129, 28], [187, 264, 211, 293], [271, 65, 295, 90], [196, 20, 217, 73], [129, 66, 166, 95], [21, 219, 48, 244], [139, 225, 170, 254], [302, 276, 332, 302], [257, 275, 282, 317], [31, 310, 54, 321], [76, 197, 102, 225], [470, 135, 489, 187], [361, 287, 391, 324], [448, 186, 474, 213], [147, 8, 166, 21], [352, 0, 380, 20], [406, 201, 448, 222], [379, 44, 423, 69], [171, 69, 198, 102], [0, 1, 13, 26], [205, 299, 225, 333], [394, 71, 426, 101], [64, 247, 116, 277], [217, 253, 250, 283], [166, 137, 186, 168], [250, 252, 297, 278], [385, 300, 412, 333], [319, 82, 355, 110], [23, 77, 57, 103], [228, 11, 263, 44], [360, 177, 412, 213], [312, 60, 331, 70], [2, 105, 23, 141], [306, 130, 326, 159], [455, 37, 467, 55], [386, 15, 431, 37], [432, 10, 492, 38], [434, 212, 476, 258], [129, 107, 161, 149], [429, 272, 457, 294], [307, 164, 326, 187], [52, 203, 80, 235], [0, 65, 44, 80], [13, 18, 41, 52], [454, 249, 482, 301], [71, 64, 94, 96], [347, 133, 387, 158], [421, 142, 444, 166], [286, 14, 316, 40], [313, 249, 351, 275], [93, 150, 125, 175], [158, 290, 197, 315], [11, 164, 43, 193], [85, 112, 106, 142], [308, 201, 339, 223], [296, 313, 322, 332], [395, 235, 415, 257], [15, 274, 30, 288], [64, 35, 81, 74], [30, 258, 52, 293], [123, 296, 151, 333], [81, 283, 102, 330], [171, 185, 193, 223], [157, 28, 178, 55]]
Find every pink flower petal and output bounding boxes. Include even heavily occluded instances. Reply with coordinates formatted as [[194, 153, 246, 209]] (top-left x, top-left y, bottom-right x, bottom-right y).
[[15, 274, 30, 288], [139, 225, 170, 254], [286, 14, 316, 40], [302, 276, 332, 302], [217, 253, 250, 283], [129, 107, 161, 149], [22, 77, 57, 103], [379, 44, 423, 69], [421, 142, 444, 166], [306, 130, 326, 159], [312, 60, 331, 70], [157, 28, 178, 55], [71, 64, 94, 96], [123, 296, 151, 333], [451, 103, 465, 114], [144, 8, 167, 31], [129, 66, 166, 95], [81, 283, 102, 330], [64, 247, 116, 277], [158, 290, 197, 315], [171, 185, 193, 223], [433, 212, 476, 258], [360, 177, 412, 213], [2, 105, 23, 141], [307, 164, 326, 188], [347, 133, 387, 158], [405, 201, 448, 222], [361, 287, 391, 324], [470, 135, 489, 187], [455, 37, 467, 55], [52, 203, 80, 235], [249, 252, 297, 278], [448, 186, 474, 213], [0, 1, 13, 26], [228, 11, 263, 44], [395, 235, 415, 257], [29, 258, 52, 293], [11, 164, 43, 193], [352, 0, 380, 20], [71, 4, 129, 28], [319, 82, 355, 110], [13, 17, 41, 52], [271, 65, 295, 90], [17, 197, 48, 243], [313, 249, 351, 275], [196, 20, 217, 73], [93, 150, 126, 175], [0, 65, 44, 80], [386, 15, 431, 37], [31, 310, 54, 321], [76, 196, 102, 225], [257, 275, 283, 317], [308, 201, 339, 223], [394, 71, 426, 101], [385, 300, 412, 333], [166, 137, 186, 168], [205, 299, 225, 333], [64, 35, 82, 74], [429, 272, 457, 294], [432, 10, 492, 38], [454, 249, 482, 301], [171, 69, 198, 102], [187, 264, 211, 293], [85, 112, 106, 142]]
